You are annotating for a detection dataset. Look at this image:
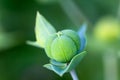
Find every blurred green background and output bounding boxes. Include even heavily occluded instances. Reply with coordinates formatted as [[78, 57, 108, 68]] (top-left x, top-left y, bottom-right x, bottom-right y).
[[0, 0, 120, 80]]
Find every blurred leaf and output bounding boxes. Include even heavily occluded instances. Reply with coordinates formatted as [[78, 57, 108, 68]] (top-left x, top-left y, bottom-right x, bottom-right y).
[[36, 0, 58, 4], [0, 32, 23, 51]]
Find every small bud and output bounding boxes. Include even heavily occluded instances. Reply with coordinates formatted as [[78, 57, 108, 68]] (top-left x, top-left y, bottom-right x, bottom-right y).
[[45, 29, 81, 62], [94, 16, 120, 43]]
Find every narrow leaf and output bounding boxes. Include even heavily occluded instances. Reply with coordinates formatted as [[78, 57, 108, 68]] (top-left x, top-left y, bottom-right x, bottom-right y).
[[35, 12, 56, 48], [26, 40, 41, 48], [78, 23, 87, 52]]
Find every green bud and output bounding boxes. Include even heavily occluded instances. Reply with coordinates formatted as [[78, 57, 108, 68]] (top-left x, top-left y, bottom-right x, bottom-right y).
[[94, 16, 120, 43], [61, 30, 81, 51], [45, 29, 81, 62]]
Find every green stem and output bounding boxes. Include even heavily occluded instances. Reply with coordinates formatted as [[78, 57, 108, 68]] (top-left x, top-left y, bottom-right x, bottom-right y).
[[70, 69, 79, 80], [117, 0, 120, 20], [58, 0, 88, 27], [103, 49, 118, 80]]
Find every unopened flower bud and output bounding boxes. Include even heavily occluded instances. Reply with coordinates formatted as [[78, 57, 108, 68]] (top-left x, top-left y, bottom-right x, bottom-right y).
[[45, 29, 81, 62]]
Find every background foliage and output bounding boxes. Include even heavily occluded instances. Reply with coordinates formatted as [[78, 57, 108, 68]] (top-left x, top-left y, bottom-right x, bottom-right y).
[[0, 0, 120, 80]]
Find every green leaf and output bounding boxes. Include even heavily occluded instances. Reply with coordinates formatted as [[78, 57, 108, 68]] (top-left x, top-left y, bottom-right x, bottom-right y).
[[35, 12, 56, 48], [44, 51, 87, 76], [50, 59, 67, 67], [65, 51, 87, 72], [36, 0, 58, 4], [26, 41, 41, 48]]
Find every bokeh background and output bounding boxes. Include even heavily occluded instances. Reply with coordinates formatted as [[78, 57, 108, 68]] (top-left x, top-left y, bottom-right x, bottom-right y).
[[0, 0, 120, 80]]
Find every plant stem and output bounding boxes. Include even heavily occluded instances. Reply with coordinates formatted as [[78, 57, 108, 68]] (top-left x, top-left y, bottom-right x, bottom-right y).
[[103, 48, 118, 80], [70, 69, 79, 80], [117, 0, 120, 20], [58, 0, 88, 27]]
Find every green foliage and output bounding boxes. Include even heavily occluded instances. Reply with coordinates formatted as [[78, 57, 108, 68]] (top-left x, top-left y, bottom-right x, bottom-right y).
[[0, 0, 120, 80]]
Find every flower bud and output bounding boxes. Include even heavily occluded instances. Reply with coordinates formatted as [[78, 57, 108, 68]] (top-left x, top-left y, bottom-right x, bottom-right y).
[[45, 29, 81, 62], [94, 17, 120, 43]]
